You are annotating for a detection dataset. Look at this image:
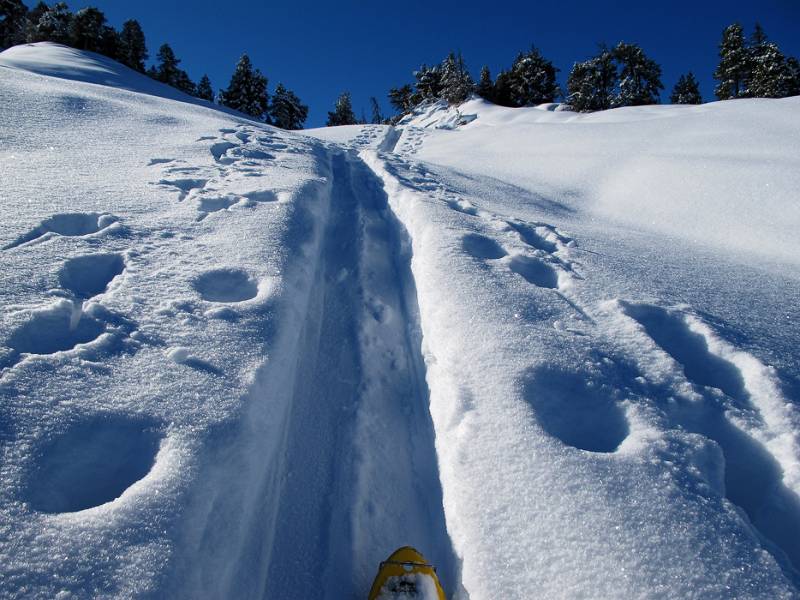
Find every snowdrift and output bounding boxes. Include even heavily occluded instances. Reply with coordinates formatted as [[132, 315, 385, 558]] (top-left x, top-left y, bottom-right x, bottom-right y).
[[2, 43, 800, 600]]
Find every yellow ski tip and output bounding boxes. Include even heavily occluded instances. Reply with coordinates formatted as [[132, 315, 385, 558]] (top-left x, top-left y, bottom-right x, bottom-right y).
[[368, 546, 446, 600]]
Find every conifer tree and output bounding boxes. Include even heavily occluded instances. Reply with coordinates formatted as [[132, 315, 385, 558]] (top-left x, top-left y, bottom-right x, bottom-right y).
[[749, 41, 793, 98], [118, 19, 147, 72], [31, 2, 72, 44], [1, 0, 28, 48], [370, 97, 384, 124], [507, 47, 560, 106], [68, 6, 106, 53], [566, 49, 616, 112], [388, 84, 415, 114], [713, 23, 751, 99], [326, 91, 357, 126], [153, 44, 196, 96], [196, 75, 214, 101], [24, 1, 48, 42], [670, 72, 702, 104], [219, 54, 269, 119], [439, 51, 474, 105], [98, 25, 118, 59], [268, 83, 309, 129], [476, 65, 494, 101], [492, 70, 515, 106], [414, 64, 443, 100], [612, 42, 663, 106], [786, 57, 800, 97]]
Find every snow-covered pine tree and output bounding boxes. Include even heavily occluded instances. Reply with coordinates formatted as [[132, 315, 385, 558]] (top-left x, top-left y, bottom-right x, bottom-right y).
[[118, 19, 147, 72], [670, 72, 702, 104], [0, 0, 28, 48], [30, 2, 71, 44], [68, 7, 106, 53], [566, 49, 616, 112], [612, 42, 663, 106], [786, 57, 800, 97], [749, 41, 793, 98], [23, 1, 48, 42], [326, 91, 358, 126], [414, 64, 443, 100], [476, 65, 494, 101], [713, 23, 751, 100], [370, 97, 384, 124], [507, 47, 560, 106], [269, 83, 309, 129], [439, 51, 474, 105], [196, 75, 214, 101], [219, 54, 269, 119], [388, 84, 415, 114]]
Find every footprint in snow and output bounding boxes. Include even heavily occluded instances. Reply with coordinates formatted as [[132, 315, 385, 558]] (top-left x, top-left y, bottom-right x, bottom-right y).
[[58, 253, 125, 300], [193, 268, 259, 302], [522, 366, 630, 453], [157, 178, 208, 201], [508, 221, 558, 254], [3, 213, 118, 250], [506, 255, 560, 289], [620, 301, 800, 572], [2, 301, 106, 369], [461, 233, 507, 260], [25, 414, 163, 513]]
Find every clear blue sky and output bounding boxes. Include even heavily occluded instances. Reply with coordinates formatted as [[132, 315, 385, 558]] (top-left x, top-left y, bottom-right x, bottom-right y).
[[25, 1, 800, 127]]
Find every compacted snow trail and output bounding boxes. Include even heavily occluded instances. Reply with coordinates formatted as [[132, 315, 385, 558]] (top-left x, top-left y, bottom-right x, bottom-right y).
[[261, 150, 459, 599]]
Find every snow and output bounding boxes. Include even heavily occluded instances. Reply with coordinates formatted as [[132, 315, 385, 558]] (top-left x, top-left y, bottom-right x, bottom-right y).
[[2, 42, 800, 600]]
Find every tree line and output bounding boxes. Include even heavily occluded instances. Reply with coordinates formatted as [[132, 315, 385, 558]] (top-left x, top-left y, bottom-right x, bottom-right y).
[[2, 4, 799, 126], [385, 22, 799, 118], [0, 1, 310, 128]]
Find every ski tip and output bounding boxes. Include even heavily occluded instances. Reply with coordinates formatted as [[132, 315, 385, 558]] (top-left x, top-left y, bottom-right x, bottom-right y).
[[368, 546, 446, 600]]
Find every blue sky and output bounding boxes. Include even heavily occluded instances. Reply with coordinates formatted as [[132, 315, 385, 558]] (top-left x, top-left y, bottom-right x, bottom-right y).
[[25, 1, 800, 127]]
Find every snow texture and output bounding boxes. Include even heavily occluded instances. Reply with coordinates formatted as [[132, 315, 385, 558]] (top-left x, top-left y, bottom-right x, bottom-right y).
[[2, 42, 800, 600]]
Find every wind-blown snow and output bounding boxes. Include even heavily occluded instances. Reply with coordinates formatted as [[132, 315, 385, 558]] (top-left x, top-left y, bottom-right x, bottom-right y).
[[2, 43, 800, 600]]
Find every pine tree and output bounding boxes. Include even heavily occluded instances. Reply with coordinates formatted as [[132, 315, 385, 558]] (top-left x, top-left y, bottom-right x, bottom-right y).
[[786, 57, 800, 97], [439, 51, 474, 105], [713, 23, 751, 100], [388, 84, 415, 114], [118, 19, 147, 72], [670, 72, 702, 104], [68, 6, 106, 53], [98, 25, 119, 60], [23, 1, 48, 42], [566, 49, 616, 112], [370, 97, 384, 124], [326, 91, 358, 126], [612, 42, 663, 106], [492, 70, 515, 106], [31, 2, 72, 44], [196, 75, 214, 101], [749, 41, 793, 98], [476, 65, 494, 101], [414, 64, 443, 100], [152, 43, 196, 96], [507, 47, 560, 106], [153, 44, 181, 85], [219, 54, 269, 119], [268, 83, 308, 129], [1, 0, 28, 48]]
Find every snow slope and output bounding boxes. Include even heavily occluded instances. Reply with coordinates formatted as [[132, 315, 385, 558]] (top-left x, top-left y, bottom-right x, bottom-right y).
[[2, 43, 800, 600]]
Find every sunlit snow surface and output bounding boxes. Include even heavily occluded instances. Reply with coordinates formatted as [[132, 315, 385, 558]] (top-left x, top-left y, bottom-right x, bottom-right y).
[[2, 43, 800, 599]]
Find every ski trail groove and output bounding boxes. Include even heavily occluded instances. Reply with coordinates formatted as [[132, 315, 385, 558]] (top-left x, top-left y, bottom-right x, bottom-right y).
[[262, 149, 459, 599]]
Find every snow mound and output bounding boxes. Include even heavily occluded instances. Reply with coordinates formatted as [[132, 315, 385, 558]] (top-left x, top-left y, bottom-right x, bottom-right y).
[[0, 42, 222, 111]]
